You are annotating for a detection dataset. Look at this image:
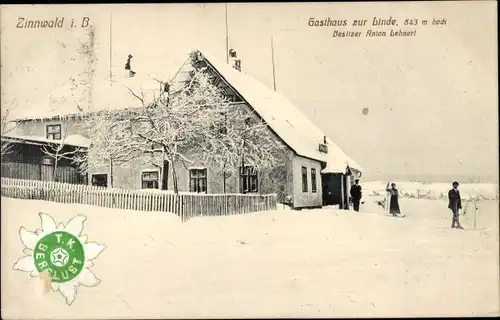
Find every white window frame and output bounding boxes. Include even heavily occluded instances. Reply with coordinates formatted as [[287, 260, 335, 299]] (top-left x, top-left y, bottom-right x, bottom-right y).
[[46, 124, 62, 140], [188, 167, 208, 193], [141, 168, 160, 189]]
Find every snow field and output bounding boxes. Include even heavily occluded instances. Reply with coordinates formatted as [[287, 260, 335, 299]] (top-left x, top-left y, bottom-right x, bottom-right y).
[[1, 196, 499, 318], [363, 181, 499, 200]]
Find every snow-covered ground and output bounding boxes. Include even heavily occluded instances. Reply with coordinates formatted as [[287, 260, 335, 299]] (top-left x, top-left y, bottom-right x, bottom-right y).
[[363, 181, 499, 200], [1, 196, 499, 318]]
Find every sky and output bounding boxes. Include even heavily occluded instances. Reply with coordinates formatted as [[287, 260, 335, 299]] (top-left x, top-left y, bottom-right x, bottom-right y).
[[1, 2, 498, 182]]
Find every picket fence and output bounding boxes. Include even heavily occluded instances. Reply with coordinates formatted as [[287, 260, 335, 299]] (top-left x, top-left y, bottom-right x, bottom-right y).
[[1, 178, 277, 222]]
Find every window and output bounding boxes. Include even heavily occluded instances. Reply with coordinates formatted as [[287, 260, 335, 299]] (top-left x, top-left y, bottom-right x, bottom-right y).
[[189, 168, 207, 193], [301, 166, 308, 192], [46, 124, 61, 140], [311, 168, 317, 193], [144, 142, 162, 153], [240, 166, 258, 193], [142, 171, 159, 189], [91, 174, 108, 188]]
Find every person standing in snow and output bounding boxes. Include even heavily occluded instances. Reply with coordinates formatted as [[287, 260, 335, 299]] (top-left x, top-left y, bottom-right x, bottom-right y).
[[448, 181, 464, 229], [350, 179, 362, 212], [386, 182, 401, 215]]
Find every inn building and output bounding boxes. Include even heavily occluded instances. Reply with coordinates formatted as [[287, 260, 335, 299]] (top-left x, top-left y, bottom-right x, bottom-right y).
[[3, 48, 362, 209]]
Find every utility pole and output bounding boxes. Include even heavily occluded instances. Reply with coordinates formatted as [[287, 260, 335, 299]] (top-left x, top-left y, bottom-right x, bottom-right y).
[[269, 28, 301, 91], [225, 3, 229, 64], [270, 35, 277, 91], [109, 12, 113, 83]]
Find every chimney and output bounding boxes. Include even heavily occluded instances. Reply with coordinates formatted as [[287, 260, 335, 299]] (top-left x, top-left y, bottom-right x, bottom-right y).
[[228, 48, 241, 72], [124, 54, 136, 77]]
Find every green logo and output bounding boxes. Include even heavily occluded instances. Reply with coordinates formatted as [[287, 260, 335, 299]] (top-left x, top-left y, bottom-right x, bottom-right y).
[[14, 213, 106, 305], [33, 231, 85, 283]]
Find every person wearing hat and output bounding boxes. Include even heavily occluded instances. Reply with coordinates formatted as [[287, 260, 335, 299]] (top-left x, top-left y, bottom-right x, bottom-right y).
[[350, 179, 362, 212], [448, 181, 464, 229]]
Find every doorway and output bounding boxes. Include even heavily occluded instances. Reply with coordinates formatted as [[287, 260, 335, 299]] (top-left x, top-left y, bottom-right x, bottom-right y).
[[322, 173, 342, 206]]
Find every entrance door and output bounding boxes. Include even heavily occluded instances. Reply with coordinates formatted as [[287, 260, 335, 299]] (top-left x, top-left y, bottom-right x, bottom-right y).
[[322, 173, 342, 206]]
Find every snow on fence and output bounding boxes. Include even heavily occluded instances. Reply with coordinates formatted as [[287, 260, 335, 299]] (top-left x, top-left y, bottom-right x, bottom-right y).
[[0, 178, 277, 222]]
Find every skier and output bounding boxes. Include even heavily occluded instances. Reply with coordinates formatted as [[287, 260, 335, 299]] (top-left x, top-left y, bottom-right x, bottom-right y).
[[448, 181, 464, 229], [386, 182, 401, 216], [350, 179, 362, 212]]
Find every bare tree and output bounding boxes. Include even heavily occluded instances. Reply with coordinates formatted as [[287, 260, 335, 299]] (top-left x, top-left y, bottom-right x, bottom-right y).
[[41, 124, 85, 182]]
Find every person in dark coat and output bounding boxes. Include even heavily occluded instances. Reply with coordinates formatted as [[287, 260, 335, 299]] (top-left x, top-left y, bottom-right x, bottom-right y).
[[386, 182, 401, 215], [350, 179, 362, 212], [448, 181, 463, 229]]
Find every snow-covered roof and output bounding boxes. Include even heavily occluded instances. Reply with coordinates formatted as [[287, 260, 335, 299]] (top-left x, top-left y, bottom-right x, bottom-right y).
[[197, 48, 362, 173], [10, 74, 173, 122], [1, 133, 90, 148], [321, 137, 362, 174], [11, 49, 362, 173]]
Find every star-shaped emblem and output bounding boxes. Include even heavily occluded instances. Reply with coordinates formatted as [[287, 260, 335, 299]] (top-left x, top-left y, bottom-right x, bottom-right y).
[[51, 248, 69, 267]]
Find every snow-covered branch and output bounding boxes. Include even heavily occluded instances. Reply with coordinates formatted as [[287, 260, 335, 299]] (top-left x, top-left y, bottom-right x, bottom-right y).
[[74, 109, 149, 187], [76, 54, 285, 193]]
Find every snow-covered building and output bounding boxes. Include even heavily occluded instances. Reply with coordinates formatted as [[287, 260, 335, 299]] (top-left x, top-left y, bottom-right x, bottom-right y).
[[6, 49, 362, 209], [1, 133, 89, 184]]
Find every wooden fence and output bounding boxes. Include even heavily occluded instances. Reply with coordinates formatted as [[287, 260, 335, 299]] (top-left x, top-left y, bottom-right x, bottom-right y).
[[1, 162, 87, 185], [1, 178, 277, 222]]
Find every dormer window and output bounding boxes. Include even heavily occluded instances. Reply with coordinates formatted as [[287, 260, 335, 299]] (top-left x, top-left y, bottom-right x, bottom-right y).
[[46, 124, 61, 140]]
